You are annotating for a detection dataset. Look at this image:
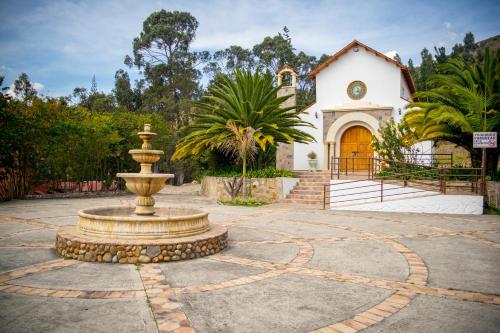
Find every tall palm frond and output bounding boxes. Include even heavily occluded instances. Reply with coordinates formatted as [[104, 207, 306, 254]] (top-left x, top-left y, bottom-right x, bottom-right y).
[[404, 48, 500, 171], [172, 69, 315, 161]]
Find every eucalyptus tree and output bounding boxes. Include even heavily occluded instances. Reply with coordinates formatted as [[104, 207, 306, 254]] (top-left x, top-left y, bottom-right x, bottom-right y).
[[13, 73, 37, 100], [124, 10, 202, 124]]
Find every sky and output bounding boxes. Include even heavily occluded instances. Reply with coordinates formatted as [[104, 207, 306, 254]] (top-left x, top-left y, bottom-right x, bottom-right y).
[[0, 0, 499, 98]]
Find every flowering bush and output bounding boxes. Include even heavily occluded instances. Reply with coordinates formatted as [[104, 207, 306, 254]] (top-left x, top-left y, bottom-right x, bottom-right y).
[[371, 118, 417, 162]]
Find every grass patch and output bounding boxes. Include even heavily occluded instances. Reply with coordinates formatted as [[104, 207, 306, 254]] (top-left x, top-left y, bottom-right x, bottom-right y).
[[485, 203, 500, 215], [221, 197, 270, 207]]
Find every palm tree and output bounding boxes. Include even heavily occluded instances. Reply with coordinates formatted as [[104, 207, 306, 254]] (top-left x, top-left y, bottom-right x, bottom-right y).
[[172, 69, 315, 195], [217, 121, 258, 197], [405, 49, 500, 175]]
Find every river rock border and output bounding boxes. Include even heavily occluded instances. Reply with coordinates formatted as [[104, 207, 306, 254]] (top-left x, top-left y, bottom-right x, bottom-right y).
[[55, 225, 228, 264]]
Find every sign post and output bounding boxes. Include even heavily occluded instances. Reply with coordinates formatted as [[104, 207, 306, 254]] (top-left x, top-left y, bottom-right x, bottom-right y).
[[473, 132, 497, 200]]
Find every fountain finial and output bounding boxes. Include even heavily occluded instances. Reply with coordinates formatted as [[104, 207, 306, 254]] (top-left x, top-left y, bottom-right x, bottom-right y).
[[138, 123, 156, 150]]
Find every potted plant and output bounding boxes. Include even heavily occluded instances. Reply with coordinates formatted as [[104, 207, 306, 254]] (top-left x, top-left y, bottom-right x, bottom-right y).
[[307, 151, 318, 171]]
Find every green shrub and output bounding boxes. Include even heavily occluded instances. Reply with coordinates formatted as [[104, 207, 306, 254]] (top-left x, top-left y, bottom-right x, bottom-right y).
[[195, 167, 295, 181], [221, 198, 269, 207]]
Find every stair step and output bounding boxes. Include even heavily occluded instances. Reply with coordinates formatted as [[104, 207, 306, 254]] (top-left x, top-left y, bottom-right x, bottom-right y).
[[299, 176, 332, 180], [298, 182, 329, 186], [281, 171, 331, 205], [281, 198, 323, 204], [293, 186, 326, 191], [290, 190, 324, 195], [286, 194, 323, 200]]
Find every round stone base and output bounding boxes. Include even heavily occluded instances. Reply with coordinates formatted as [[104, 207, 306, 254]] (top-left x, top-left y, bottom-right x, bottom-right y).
[[55, 224, 228, 264]]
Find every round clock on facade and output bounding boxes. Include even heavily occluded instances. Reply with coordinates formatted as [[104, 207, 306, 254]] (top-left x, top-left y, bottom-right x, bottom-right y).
[[347, 80, 367, 100]]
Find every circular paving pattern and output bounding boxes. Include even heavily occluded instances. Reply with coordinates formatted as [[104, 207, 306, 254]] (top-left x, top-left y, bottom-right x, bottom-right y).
[[1, 198, 500, 333]]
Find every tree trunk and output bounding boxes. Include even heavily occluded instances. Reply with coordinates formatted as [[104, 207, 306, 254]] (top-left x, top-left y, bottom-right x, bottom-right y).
[[487, 149, 499, 179], [242, 156, 247, 198], [470, 148, 482, 168]]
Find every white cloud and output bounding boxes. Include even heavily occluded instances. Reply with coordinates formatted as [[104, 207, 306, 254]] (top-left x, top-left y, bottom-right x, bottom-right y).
[[444, 21, 451, 29], [0, 65, 14, 72], [7, 83, 16, 98], [33, 82, 44, 92], [448, 31, 459, 41], [384, 50, 398, 59], [7, 80, 44, 99]]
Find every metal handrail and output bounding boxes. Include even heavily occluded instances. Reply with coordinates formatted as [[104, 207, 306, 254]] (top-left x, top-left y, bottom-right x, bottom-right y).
[[323, 156, 483, 209], [403, 153, 454, 166]]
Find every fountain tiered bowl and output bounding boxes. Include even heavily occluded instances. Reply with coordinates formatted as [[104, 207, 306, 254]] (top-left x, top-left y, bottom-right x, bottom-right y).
[[55, 124, 227, 264]]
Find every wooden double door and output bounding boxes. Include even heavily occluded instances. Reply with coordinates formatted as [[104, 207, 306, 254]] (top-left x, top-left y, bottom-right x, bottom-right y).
[[340, 126, 374, 172]]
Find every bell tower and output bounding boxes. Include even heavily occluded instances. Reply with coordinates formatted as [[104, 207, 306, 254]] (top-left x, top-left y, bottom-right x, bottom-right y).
[[275, 65, 297, 171]]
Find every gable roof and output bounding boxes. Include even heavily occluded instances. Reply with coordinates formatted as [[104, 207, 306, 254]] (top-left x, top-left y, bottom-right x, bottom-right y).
[[308, 40, 416, 94], [276, 64, 298, 74]]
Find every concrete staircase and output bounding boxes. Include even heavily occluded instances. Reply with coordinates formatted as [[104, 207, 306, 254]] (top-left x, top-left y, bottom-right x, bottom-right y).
[[281, 171, 331, 204]]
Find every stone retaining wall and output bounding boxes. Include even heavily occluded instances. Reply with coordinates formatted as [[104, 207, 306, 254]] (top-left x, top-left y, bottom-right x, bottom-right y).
[[201, 176, 299, 202], [25, 191, 130, 200], [486, 181, 500, 209], [55, 225, 228, 264]]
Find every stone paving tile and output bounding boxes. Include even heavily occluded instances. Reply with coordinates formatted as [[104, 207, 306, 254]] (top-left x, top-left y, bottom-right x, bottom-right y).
[[0, 292, 157, 333], [0, 248, 59, 273], [226, 225, 285, 241], [160, 258, 267, 288], [237, 218, 359, 239], [177, 273, 392, 333], [272, 219, 361, 238], [331, 218, 438, 236], [0, 223, 38, 234], [223, 241, 299, 264], [0, 229, 56, 244], [400, 236, 500, 295], [478, 232, 500, 244], [362, 294, 500, 333], [35, 215, 79, 226], [306, 239, 408, 282], [10, 262, 144, 291]]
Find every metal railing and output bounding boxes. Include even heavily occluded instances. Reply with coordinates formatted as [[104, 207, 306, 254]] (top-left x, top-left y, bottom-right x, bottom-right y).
[[403, 153, 453, 167], [323, 156, 482, 209]]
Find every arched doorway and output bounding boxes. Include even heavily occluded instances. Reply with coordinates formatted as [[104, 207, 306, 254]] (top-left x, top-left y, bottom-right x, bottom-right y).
[[340, 125, 374, 171]]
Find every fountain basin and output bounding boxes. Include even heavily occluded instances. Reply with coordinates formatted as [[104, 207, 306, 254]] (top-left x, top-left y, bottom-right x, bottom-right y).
[[116, 173, 173, 196], [129, 149, 164, 165], [78, 206, 210, 239], [116, 173, 173, 215]]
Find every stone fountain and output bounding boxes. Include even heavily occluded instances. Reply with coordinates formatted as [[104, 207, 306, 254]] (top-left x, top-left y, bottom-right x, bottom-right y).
[[55, 124, 227, 264]]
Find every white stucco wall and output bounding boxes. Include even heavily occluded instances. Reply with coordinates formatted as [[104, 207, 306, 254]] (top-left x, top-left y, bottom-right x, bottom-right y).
[[294, 104, 323, 170], [293, 46, 430, 170], [316, 47, 401, 107]]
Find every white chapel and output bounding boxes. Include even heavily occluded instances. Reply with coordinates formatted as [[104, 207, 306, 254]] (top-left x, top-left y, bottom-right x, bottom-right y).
[[276, 40, 433, 171]]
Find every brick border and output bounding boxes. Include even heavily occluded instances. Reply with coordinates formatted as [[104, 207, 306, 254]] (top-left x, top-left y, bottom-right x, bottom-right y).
[[0, 284, 144, 299], [0, 259, 77, 284], [139, 264, 195, 333]]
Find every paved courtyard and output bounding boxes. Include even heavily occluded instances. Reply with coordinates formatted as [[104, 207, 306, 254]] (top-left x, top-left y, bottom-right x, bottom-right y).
[[0, 185, 499, 333]]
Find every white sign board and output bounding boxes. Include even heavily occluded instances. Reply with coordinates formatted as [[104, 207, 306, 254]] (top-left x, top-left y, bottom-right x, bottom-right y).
[[473, 132, 497, 148]]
